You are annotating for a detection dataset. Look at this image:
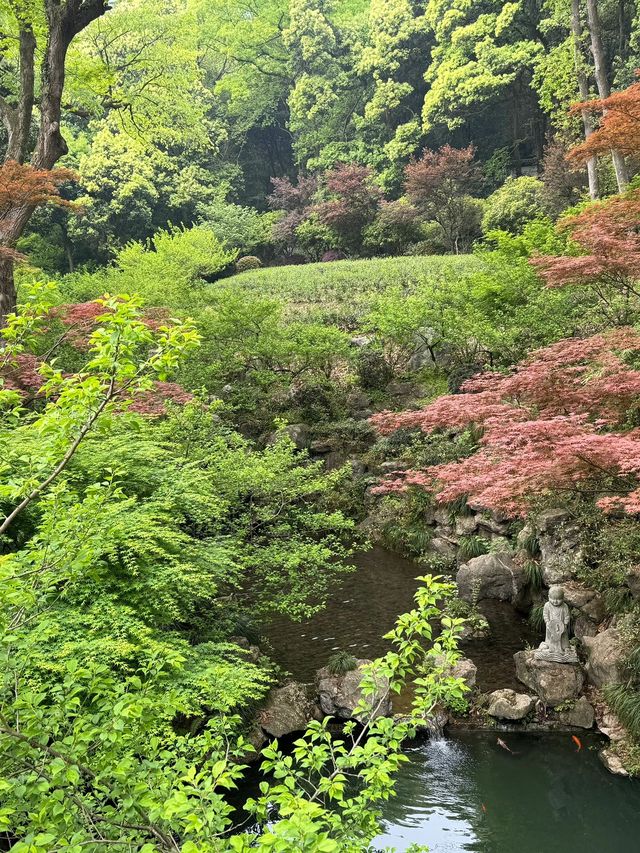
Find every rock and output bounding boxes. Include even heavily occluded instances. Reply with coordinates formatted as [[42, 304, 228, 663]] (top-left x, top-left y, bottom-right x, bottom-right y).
[[487, 689, 535, 721], [430, 535, 458, 558], [310, 438, 333, 454], [378, 460, 407, 474], [259, 682, 319, 737], [457, 552, 529, 607], [558, 697, 595, 729], [316, 659, 391, 721], [582, 628, 624, 687], [455, 515, 478, 536], [626, 566, 640, 600], [562, 583, 605, 631], [325, 450, 348, 471], [434, 507, 451, 526], [352, 408, 374, 420], [573, 614, 599, 639], [599, 747, 629, 776], [452, 658, 478, 691], [534, 508, 582, 584], [514, 649, 584, 706], [348, 458, 367, 477], [266, 423, 310, 450], [475, 513, 511, 536], [346, 390, 371, 410], [350, 334, 373, 348], [385, 380, 419, 398], [596, 705, 627, 742]]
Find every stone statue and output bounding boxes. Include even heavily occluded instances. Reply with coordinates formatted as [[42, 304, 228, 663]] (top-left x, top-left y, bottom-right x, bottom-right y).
[[534, 585, 578, 664]]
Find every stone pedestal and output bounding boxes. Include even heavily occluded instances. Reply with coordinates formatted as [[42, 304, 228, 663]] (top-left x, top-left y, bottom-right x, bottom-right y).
[[514, 649, 584, 707]]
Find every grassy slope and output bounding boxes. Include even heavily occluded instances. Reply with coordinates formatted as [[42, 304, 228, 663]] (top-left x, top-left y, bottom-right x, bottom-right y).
[[228, 255, 483, 321]]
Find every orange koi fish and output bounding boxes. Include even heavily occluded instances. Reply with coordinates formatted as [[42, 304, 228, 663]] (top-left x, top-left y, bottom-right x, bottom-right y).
[[572, 735, 582, 752], [481, 803, 487, 814]]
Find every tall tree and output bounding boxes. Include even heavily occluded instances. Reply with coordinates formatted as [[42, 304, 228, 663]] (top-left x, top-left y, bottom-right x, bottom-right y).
[[0, 0, 111, 324], [585, 0, 629, 189], [571, 0, 600, 197]]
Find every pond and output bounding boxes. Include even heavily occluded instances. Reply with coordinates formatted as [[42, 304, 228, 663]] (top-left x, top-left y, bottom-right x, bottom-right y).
[[262, 546, 640, 851], [375, 730, 640, 852], [264, 545, 537, 692]]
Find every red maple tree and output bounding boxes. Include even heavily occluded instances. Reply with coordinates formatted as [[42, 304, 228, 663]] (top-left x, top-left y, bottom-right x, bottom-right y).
[[531, 188, 640, 320], [0, 162, 78, 263], [568, 74, 640, 162], [371, 329, 640, 517]]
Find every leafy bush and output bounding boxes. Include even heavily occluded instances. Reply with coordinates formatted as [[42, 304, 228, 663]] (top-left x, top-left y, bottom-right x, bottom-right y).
[[482, 176, 548, 236], [235, 255, 263, 272]]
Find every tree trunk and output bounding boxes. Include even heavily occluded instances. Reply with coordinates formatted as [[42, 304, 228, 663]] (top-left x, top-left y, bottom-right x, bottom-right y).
[[585, 0, 629, 191], [571, 0, 599, 198], [0, 0, 110, 325], [0, 259, 16, 325]]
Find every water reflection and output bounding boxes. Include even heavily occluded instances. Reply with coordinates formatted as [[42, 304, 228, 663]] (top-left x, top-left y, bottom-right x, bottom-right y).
[[376, 731, 640, 852], [264, 546, 536, 691]]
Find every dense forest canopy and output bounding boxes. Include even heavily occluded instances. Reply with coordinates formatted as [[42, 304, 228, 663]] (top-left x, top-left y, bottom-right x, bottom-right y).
[[2, 0, 640, 850], [0, 0, 638, 284]]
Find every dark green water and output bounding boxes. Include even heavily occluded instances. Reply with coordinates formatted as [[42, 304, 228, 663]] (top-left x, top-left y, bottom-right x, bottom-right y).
[[264, 547, 640, 851], [376, 731, 640, 852]]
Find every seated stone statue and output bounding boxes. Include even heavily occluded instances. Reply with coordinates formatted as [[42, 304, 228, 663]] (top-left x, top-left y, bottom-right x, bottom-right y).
[[534, 585, 578, 663]]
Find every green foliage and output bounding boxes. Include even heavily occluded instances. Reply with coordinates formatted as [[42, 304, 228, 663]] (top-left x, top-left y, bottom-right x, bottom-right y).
[[482, 177, 548, 236], [524, 559, 543, 591], [457, 535, 490, 562], [235, 255, 264, 272], [605, 684, 640, 742], [326, 650, 359, 675]]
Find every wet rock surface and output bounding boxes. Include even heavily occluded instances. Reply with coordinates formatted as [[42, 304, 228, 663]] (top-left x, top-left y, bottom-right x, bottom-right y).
[[487, 689, 535, 720], [457, 552, 529, 608], [316, 659, 391, 721], [514, 649, 584, 706], [582, 627, 624, 688], [259, 681, 320, 737]]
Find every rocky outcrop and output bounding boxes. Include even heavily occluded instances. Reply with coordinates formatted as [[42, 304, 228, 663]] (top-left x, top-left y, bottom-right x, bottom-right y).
[[514, 649, 584, 706], [487, 689, 535, 721], [582, 628, 624, 688], [316, 659, 391, 721], [452, 658, 477, 691], [260, 682, 320, 737], [457, 552, 529, 608], [599, 747, 629, 777], [534, 508, 583, 585], [557, 696, 595, 729], [626, 566, 640, 600], [266, 423, 310, 450]]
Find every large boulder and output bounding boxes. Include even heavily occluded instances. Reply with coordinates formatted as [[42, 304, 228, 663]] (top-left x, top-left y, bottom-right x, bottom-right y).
[[534, 508, 583, 584], [582, 628, 624, 688], [457, 552, 529, 608], [266, 423, 311, 450], [558, 696, 595, 729], [316, 659, 391, 721], [259, 682, 319, 738], [514, 649, 584, 706], [487, 689, 535, 721]]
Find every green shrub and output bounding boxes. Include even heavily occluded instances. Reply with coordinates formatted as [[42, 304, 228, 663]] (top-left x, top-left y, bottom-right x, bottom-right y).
[[482, 176, 547, 236], [326, 650, 359, 675], [235, 255, 263, 272]]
